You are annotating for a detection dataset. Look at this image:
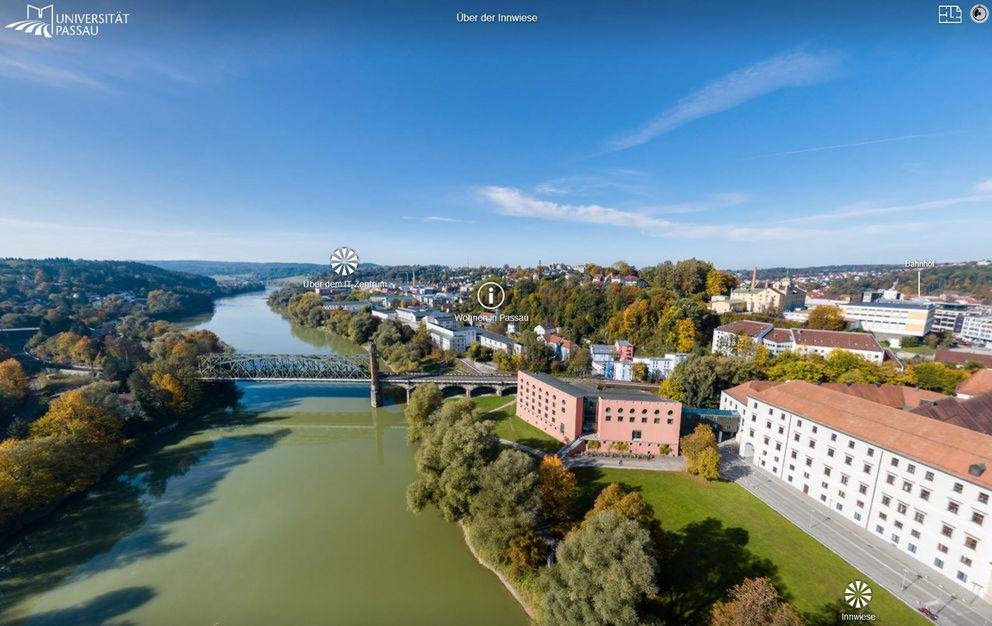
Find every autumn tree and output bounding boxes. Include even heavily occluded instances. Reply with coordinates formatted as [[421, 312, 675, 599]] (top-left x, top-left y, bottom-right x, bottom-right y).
[[542, 510, 658, 626], [676, 318, 697, 352], [539, 455, 578, 534], [709, 577, 805, 626], [0, 358, 29, 412], [806, 305, 846, 331], [706, 269, 738, 297], [583, 483, 663, 545], [681, 424, 720, 479]]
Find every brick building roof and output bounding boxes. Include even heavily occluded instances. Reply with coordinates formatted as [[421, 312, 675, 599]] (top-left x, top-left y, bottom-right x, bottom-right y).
[[751, 381, 992, 489]]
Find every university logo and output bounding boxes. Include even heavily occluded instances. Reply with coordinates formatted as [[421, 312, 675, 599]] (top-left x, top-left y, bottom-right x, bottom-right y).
[[5, 4, 54, 39], [4, 4, 129, 39]]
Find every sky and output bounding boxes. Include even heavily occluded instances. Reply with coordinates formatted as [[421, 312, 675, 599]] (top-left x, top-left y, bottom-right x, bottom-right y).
[[0, 0, 990, 269]]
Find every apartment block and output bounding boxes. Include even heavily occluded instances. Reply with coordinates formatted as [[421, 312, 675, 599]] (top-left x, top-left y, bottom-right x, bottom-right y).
[[724, 380, 992, 600]]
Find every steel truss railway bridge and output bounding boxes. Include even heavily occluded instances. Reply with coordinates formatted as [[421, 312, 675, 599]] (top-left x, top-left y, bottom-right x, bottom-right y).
[[197, 346, 517, 407]]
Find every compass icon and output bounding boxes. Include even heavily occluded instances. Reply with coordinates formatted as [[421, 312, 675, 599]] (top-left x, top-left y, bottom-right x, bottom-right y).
[[330, 247, 360, 276]]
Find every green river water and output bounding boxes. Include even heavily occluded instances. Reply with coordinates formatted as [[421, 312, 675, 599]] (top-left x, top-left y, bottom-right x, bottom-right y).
[[0, 290, 528, 626]]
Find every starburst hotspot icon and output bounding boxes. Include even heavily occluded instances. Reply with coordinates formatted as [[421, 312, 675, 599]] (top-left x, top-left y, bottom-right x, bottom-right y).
[[844, 580, 872, 609], [330, 247, 360, 276]]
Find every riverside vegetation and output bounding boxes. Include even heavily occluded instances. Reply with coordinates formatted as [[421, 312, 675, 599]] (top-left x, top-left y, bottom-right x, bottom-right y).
[[401, 383, 836, 626]]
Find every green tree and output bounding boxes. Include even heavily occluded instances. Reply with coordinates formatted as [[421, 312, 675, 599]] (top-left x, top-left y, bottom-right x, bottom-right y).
[[806, 305, 846, 331], [468, 449, 542, 575], [542, 510, 658, 626], [406, 408, 500, 521], [568, 345, 592, 375], [404, 383, 443, 443], [910, 362, 969, 394]]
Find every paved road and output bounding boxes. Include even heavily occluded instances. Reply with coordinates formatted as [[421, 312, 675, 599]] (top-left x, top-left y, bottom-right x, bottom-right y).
[[721, 443, 992, 626], [565, 454, 685, 472]]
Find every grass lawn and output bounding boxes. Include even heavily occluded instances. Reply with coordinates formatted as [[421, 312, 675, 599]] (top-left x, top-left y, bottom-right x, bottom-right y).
[[575, 468, 927, 625], [897, 345, 937, 356], [467, 395, 562, 455]]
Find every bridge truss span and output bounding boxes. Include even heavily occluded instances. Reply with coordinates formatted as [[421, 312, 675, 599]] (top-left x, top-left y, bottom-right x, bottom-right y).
[[198, 353, 372, 381]]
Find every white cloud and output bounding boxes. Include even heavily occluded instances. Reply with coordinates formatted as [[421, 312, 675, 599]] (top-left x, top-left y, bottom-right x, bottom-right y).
[[401, 215, 474, 223], [479, 186, 820, 241], [0, 53, 107, 90], [781, 183, 992, 224], [605, 48, 843, 152], [975, 179, 992, 193]]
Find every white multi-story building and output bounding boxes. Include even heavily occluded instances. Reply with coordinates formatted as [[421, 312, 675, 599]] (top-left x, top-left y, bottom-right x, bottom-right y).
[[478, 330, 523, 355], [961, 317, 992, 348], [425, 323, 478, 352], [632, 353, 689, 379], [723, 380, 992, 601], [839, 301, 934, 338], [712, 321, 885, 363]]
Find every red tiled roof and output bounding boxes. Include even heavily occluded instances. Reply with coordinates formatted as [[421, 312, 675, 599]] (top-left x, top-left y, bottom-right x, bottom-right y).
[[752, 381, 992, 489], [911, 392, 992, 435], [818, 383, 946, 409], [716, 320, 773, 338], [936, 350, 992, 368], [957, 369, 992, 397], [765, 328, 794, 343], [723, 380, 783, 404], [792, 329, 883, 353]]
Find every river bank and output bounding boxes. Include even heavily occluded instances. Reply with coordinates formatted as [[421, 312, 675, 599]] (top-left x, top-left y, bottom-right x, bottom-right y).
[[0, 289, 528, 625]]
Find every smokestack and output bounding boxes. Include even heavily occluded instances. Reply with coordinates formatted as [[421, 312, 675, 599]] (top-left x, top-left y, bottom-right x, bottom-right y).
[[752, 266, 757, 288]]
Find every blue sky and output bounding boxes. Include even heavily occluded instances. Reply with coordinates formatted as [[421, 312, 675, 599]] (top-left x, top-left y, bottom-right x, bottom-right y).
[[0, 0, 989, 269]]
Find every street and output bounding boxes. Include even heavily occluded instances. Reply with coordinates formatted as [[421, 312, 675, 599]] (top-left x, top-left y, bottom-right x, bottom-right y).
[[722, 443, 992, 626]]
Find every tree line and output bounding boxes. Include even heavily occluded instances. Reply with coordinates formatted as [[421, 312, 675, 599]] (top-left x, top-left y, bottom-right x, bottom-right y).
[[0, 277, 239, 537], [662, 348, 976, 408]]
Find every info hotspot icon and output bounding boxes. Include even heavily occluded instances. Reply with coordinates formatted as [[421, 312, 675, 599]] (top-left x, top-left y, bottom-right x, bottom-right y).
[[477, 282, 506, 310]]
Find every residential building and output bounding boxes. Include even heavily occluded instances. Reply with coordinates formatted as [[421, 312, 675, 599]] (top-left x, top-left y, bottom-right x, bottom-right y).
[[590, 343, 616, 364], [710, 278, 806, 314], [545, 333, 576, 361], [632, 353, 689, 380], [322, 300, 373, 312], [395, 306, 440, 330], [615, 339, 634, 361], [478, 330, 523, 355], [370, 307, 395, 321], [516, 371, 681, 454], [839, 301, 934, 338], [712, 320, 773, 354], [425, 323, 478, 352], [956, 370, 992, 400], [424, 311, 457, 329], [961, 317, 992, 348], [936, 349, 992, 369], [724, 380, 992, 601]]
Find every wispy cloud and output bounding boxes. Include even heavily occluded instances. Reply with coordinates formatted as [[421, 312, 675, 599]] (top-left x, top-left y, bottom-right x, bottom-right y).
[[479, 186, 816, 241], [0, 52, 108, 90], [753, 133, 944, 158], [780, 182, 992, 224], [402, 215, 474, 224], [605, 48, 843, 153]]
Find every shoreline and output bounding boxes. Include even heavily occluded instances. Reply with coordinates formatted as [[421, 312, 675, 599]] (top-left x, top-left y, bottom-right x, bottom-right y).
[[458, 522, 539, 623]]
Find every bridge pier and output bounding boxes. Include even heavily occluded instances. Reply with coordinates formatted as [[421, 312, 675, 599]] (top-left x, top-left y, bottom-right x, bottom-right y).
[[369, 343, 382, 408]]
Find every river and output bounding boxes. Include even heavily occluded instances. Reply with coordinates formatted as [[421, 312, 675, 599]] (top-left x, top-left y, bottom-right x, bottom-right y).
[[0, 290, 528, 625]]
